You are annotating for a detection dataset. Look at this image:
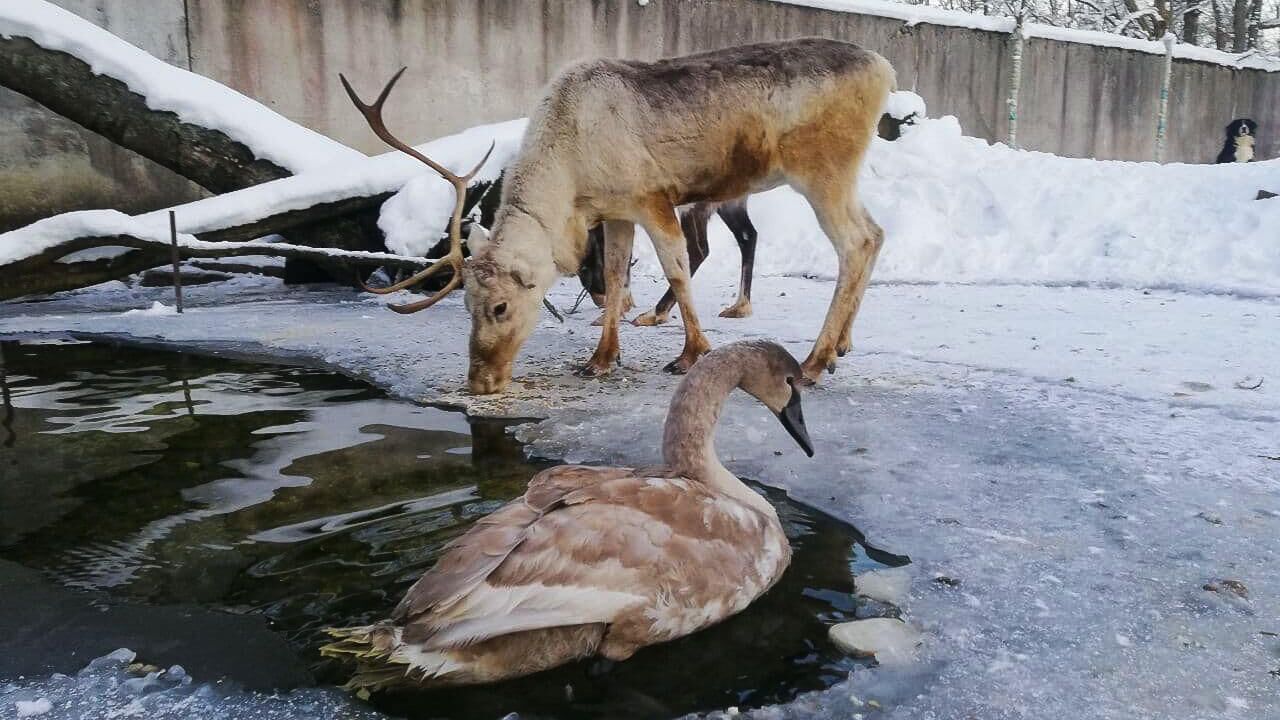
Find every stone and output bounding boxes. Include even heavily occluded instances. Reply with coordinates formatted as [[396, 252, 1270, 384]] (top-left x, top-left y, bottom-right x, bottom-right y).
[[829, 618, 922, 665]]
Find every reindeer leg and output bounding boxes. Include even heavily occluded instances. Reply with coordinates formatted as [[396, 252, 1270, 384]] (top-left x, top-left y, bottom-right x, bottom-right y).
[[634, 204, 710, 327], [592, 244, 635, 326], [797, 187, 882, 383], [579, 220, 634, 377], [836, 205, 883, 357], [640, 202, 711, 374], [717, 201, 756, 319]]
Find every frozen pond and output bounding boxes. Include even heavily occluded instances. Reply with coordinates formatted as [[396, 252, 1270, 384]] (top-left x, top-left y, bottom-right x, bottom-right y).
[[0, 339, 908, 719]]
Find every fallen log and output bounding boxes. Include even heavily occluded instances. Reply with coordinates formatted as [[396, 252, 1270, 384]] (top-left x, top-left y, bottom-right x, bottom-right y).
[[0, 222, 438, 301], [0, 29, 380, 277]]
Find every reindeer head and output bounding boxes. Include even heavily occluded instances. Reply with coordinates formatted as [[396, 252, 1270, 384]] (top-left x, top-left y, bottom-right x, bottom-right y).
[[343, 69, 531, 395], [460, 239, 545, 393]]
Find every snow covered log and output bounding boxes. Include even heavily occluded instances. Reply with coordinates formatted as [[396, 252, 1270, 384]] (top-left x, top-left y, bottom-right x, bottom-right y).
[[0, 211, 432, 301], [0, 3, 386, 280]]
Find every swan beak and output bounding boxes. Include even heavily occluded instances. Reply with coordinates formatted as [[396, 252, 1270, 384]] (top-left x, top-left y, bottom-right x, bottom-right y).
[[777, 385, 814, 457]]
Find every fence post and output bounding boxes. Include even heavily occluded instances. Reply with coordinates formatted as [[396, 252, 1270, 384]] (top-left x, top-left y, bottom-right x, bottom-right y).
[[1155, 32, 1176, 162], [1007, 13, 1026, 149], [169, 210, 184, 313]]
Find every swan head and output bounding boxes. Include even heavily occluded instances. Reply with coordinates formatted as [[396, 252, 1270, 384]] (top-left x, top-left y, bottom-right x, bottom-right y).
[[730, 341, 814, 457]]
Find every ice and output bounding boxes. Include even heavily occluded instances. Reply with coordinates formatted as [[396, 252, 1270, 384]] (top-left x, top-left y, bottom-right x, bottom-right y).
[[0, 649, 384, 720], [15, 699, 53, 717], [828, 618, 923, 665], [0, 2, 362, 172]]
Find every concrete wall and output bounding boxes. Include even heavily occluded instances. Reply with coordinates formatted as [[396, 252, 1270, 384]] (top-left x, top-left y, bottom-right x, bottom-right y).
[[3, 0, 1278, 229], [0, 0, 204, 232]]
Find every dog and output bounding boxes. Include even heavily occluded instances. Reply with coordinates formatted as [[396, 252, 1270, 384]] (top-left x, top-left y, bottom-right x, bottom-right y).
[[1216, 119, 1258, 163]]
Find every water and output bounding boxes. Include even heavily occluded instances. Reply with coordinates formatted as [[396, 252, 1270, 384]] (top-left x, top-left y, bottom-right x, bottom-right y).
[[0, 339, 906, 719]]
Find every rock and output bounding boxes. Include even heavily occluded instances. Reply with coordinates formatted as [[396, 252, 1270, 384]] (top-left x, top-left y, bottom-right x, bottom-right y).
[[1203, 579, 1248, 599], [138, 268, 233, 287], [854, 567, 912, 606], [829, 618, 922, 665], [1256, 189, 1278, 200]]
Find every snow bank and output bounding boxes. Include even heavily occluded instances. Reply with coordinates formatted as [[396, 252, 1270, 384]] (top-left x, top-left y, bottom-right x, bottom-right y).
[[620, 114, 1280, 297], [770, 0, 1280, 71], [0, 1, 362, 172]]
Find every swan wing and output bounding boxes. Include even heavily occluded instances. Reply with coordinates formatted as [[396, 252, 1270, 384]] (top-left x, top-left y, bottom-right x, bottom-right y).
[[391, 464, 633, 627], [393, 472, 769, 651]]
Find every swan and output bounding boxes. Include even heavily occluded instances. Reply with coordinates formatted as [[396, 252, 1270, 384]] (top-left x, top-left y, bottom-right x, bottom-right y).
[[322, 340, 814, 690]]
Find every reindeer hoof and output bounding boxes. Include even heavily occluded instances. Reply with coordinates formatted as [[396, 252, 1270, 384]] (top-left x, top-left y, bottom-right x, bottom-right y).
[[718, 300, 753, 319], [590, 312, 607, 327], [800, 357, 829, 384], [631, 311, 668, 327], [577, 359, 615, 378], [663, 358, 689, 375]]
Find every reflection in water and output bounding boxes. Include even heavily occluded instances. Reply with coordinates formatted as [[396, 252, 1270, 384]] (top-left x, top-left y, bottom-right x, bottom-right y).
[[0, 341, 904, 719]]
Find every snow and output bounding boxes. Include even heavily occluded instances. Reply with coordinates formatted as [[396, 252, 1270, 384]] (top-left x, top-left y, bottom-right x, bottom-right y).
[[0, 1, 362, 172], [121, 301, 177, 317], [378, 121, 526, 256], [14, 699, 53, 718], [53, 246, 137, 264], [0, 118, 526, 272], [883, 91, 926, 121], [769, 0, 1280, 71]]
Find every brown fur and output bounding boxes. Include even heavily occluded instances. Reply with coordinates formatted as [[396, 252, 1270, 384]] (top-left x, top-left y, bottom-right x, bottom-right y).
[[454, 38, 893, 392]]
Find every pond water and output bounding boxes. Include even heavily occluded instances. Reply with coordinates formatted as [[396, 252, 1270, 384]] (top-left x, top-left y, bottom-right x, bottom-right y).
[[0, 339, 906, 719]]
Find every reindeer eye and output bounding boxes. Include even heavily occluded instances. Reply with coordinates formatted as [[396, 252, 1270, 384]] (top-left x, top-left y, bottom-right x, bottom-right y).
[[493, 302, 508, 319]]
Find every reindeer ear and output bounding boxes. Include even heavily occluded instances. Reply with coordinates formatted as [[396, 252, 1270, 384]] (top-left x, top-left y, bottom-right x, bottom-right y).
[[466, 224, 491, 256]]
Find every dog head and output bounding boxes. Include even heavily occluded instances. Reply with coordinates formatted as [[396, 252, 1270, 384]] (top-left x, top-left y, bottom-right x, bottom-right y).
[[1226, 118, 1258, 139]]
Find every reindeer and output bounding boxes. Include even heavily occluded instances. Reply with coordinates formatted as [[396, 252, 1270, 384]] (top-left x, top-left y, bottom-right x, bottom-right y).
[[578, 199, 757, 325], [344, 38, 892, 394]]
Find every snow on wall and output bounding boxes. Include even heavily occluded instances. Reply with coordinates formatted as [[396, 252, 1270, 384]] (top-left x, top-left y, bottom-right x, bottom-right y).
[[770, 0, 1280, 71], [0, 1, 364, 173]]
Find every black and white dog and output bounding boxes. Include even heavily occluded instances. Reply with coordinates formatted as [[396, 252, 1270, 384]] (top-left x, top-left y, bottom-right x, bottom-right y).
[[1216, 118, 1258, 163]]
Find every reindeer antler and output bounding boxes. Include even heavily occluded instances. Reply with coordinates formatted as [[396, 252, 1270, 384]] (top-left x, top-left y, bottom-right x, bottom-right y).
[[339, 68, 494, 313]]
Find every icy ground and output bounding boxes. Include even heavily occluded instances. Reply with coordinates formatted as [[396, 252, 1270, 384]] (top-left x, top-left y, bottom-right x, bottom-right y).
[[1, 266, 1277, 720]]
